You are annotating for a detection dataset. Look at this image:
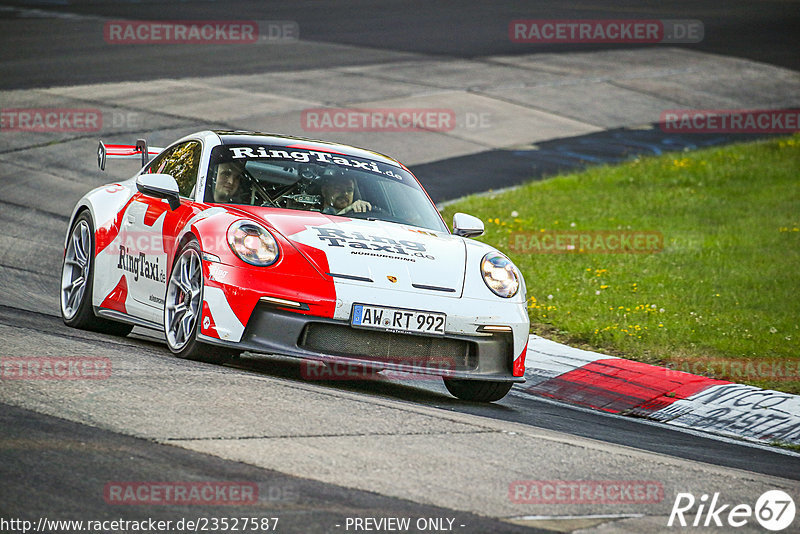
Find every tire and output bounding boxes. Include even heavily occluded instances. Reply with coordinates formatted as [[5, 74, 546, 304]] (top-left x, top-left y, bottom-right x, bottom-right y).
[[60, 211, 133, 336], [443, 378, 513, 402], [164, 239, 231, 364]]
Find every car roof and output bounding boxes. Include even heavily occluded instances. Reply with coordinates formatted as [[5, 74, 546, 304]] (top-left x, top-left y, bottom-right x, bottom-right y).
[[213, 130, 404, 168]]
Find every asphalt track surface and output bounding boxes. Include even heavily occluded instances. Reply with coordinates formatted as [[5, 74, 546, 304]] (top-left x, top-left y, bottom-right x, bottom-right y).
[[1, 1, 799, 532], [1, 403, 541, 534], [2, 307, 799, 531], [0, 0, 798, 89]]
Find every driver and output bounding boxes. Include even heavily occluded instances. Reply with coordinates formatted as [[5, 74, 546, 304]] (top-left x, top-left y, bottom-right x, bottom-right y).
[[213, 161, 247, 203], [320, 171, 372, 215]]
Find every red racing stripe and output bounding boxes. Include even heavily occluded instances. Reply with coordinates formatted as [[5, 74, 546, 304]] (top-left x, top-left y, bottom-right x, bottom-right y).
[[527, 358, 729, 415], [513, 339, 528, 377], [95, 196, 137, 255], [99, 275, 128, 314], [104, 144, 161, 157], [200, 301, 219, 339]]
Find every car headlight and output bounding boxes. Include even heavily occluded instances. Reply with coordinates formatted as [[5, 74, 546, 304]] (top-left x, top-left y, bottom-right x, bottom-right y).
[[227, 221, 279, 266], [481, 252, 520, 298]]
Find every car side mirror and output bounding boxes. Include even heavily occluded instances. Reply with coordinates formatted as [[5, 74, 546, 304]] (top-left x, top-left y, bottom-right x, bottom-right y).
[[453, 212, 484, 237], [136, 173, 181, 210]]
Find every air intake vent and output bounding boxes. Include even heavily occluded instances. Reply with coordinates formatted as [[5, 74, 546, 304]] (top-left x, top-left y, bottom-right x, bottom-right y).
[[299, 323, 477, 370]]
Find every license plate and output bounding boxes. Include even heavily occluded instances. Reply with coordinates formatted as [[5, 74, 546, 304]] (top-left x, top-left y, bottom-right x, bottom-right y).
[[351, 304, 446, 336]]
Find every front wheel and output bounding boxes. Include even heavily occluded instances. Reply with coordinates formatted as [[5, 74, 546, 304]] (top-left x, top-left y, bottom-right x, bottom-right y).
[[164, 239, 230, 364], [443, 378, 513, 402]]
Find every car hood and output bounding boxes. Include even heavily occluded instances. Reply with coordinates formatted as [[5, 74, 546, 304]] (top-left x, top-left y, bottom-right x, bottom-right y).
[[239, 209, 468, 297]]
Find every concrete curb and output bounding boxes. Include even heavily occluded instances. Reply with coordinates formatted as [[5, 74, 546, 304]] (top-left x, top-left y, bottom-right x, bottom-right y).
[[521, 335, 800, 446]]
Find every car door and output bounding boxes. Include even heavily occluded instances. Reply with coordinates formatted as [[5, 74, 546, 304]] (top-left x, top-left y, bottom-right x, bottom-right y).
[[123, 140, 203, 324]]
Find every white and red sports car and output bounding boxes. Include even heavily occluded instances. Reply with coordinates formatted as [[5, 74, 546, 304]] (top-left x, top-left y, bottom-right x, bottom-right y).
[[60, 131, 529, 401]]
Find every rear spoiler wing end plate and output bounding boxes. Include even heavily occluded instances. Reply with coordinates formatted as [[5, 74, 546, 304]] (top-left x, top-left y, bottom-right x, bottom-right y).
[[97, 139, 164, 170]]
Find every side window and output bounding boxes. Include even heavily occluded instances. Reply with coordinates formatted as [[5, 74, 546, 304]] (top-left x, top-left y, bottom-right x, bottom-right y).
[[146, 141, 202, 198]]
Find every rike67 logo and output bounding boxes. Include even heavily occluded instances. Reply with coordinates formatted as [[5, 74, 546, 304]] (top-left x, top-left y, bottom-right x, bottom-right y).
[[668, 490, 796, 531]]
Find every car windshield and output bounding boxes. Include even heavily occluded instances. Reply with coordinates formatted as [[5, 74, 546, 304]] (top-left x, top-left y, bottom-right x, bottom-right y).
[[206, 144, 448, 232]]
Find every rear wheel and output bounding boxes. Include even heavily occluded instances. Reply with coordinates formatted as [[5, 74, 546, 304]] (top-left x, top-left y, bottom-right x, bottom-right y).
[[61, 211, 133, 336], [443, 378, 513, 402], [164, 239, 231, 364]]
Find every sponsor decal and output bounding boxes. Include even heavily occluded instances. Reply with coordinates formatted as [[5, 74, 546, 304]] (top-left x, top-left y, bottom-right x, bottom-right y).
[[208, 264, 229, 282], [668, 490, 795, 530], [653, 384, 800, 443], [311, 227, 434, 260], [350, 251, 420, 262], [117, 245, 165, 283], [148, 295, 165, 305], [227, 146, 405, 180]]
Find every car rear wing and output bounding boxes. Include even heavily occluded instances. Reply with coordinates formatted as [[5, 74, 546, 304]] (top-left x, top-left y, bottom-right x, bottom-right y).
[[97, 139, 164, 171]]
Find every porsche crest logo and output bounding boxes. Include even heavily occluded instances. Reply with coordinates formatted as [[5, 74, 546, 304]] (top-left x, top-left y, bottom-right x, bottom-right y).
[[387, 275, 398, 283]]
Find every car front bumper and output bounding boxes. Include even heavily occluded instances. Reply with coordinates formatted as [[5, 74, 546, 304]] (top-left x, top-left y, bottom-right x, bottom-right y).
[[199, 303, 525, 382]]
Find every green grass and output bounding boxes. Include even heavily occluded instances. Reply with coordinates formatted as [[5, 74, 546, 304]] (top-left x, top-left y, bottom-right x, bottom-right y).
[[772, 441, 800, 453], [442, 135, 800, 394]]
